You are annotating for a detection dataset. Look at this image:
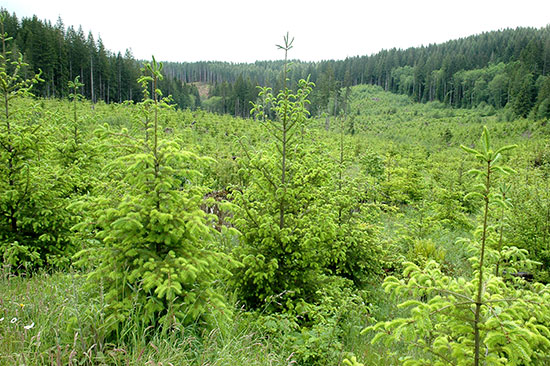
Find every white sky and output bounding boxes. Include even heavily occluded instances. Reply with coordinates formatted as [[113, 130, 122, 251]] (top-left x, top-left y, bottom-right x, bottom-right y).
[[3, 0, 550, 63]]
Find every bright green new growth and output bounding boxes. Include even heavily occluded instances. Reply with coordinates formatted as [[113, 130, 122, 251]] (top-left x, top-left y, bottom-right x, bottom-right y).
[[68, 76, 84, 144], [363, 127, 550, 365], [231, 35, 383, 318], [0, 15, 75, 270], [231, 34, 339, 313], [74, 57, 233, 336]]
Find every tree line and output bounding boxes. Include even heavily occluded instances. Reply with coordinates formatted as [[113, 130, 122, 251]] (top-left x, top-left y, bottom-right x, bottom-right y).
[[166, 26, 550, 119], [2, 7, 550, 119], [0, 9, 200, 110]]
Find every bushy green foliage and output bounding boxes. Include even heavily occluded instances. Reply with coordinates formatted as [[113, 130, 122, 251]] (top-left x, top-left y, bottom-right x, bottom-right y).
[[230, 38, 333, 310], [0, 17, 76, 270], [362, 128, 550, 366], [231, 36, 384, 315], [325, 115, 384, 285], [368, 261, 550, 365], [73, 58, 233, 336], [2, 40, 550, 365], [505, 147, 550, 282]]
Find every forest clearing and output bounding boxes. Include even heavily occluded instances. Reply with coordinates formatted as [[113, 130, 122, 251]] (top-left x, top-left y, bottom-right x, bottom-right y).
[[1, 9, 550, 366]]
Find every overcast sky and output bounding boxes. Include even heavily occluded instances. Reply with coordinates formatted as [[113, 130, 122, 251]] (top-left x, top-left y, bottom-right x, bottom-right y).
[[3, 0, 550, 63]]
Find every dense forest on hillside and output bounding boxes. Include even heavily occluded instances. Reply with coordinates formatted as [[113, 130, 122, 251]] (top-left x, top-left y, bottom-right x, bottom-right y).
[[0, 9, 202, 109], [1, 9, 550, 366], [2, 7, 550, 120], [167, 27, 550, 119]]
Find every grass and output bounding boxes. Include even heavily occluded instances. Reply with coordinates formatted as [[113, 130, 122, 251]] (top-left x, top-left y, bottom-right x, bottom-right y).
[[0, 268, 312, 365], [1, 270, 71, 365], [0, 265, 407, 366], [2, 86, 549, 365]]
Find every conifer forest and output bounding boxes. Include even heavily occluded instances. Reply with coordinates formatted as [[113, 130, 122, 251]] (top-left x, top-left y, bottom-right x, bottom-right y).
[[1, 7, 550, 366]]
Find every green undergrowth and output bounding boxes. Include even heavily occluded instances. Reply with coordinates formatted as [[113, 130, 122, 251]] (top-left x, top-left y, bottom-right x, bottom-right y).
[[0, 269, 382, 365], [1, 76, 550, 365]]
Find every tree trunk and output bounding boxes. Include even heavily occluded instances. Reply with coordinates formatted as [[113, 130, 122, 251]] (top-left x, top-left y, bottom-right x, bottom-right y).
[[90, 55, 94, 103]]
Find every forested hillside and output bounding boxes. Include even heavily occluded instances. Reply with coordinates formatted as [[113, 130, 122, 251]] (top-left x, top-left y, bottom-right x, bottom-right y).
[[0, 9, 201, 109], [167, 26, 550, 119], [3, 7, 550, 119], [1, 9, 550, 366]]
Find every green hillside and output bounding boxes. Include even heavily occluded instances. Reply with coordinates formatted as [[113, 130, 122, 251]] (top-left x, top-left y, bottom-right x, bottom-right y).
[[2, 7, 550, 119], [1, 16, 550, 366]]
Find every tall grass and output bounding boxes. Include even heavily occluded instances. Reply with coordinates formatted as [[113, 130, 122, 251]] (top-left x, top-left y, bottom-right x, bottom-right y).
[[0, 269, 299, 365]]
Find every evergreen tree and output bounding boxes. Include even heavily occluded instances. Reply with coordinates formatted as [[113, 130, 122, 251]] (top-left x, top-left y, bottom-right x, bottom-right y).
[[534, 75, 550, 119], [231, 35, 335, 312], [0, 15, 73, 269], [74, 57, 232, 334], [510, 71, 536, 118], [364, 128, 550, 366]]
